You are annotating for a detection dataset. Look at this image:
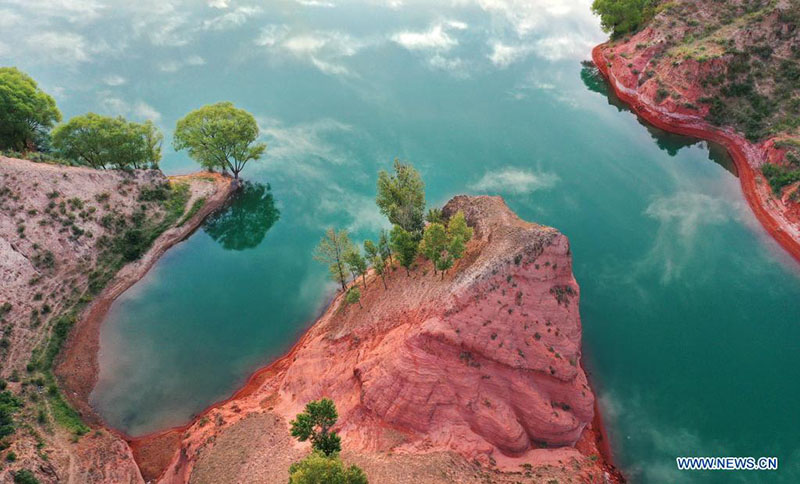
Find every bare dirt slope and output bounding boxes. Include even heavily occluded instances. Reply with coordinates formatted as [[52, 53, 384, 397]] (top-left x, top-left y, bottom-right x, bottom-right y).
[[0, 156, 233, 484], [132, 195, 620, 484]]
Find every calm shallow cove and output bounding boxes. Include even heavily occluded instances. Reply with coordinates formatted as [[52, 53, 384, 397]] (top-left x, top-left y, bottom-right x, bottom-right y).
[[6, 1, 800, 482]]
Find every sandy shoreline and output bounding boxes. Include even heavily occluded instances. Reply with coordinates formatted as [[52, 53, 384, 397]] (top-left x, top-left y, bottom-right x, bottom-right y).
[[54, 172, 237, 429], [592, 44, 800, 266]]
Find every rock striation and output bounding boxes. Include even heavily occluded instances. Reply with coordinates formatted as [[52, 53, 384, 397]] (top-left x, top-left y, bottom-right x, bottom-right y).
[[135, 195, 617, 483]]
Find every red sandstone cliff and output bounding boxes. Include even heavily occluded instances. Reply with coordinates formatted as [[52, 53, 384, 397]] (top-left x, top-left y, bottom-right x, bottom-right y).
[[131, 195, 620, 484], [592, 0, 800, 264]]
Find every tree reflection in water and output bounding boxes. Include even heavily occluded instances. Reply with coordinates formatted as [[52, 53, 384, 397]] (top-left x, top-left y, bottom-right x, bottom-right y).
[[203, 181, 280, 250]]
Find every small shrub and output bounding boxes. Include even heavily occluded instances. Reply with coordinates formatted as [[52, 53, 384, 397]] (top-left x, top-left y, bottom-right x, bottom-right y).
[[13, 469, 40, 484]]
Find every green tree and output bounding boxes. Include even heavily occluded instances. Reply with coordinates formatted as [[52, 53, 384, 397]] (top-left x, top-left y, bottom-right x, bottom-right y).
[[376, 160, 426, 235], [345, 287, 362, 309], [425, 208, 443, 224], [289, 452, 368, 484], [364, 240, 387, 289], [363, 240, 378, 260], [435, 252, 454, 280], [290, 398, 342, 456], [344, 248, 368, 288], [390, 225, 418, 276], [370, 253, 387, 289], [446, 211, 473, 260], [377, 229, 392, 266], [51, 113, 162, 169], [420, 223, 447, 275], [0, 67, 61, 151], [591, 0, 655, 37], [173, 101, 266, 180], [314, 229, 355, 292]]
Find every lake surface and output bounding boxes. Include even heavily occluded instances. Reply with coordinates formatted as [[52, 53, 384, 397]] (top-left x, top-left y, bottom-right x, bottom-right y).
[[4, 1, 800, 482]]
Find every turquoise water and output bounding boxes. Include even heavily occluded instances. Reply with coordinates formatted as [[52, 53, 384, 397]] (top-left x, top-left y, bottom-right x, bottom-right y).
[[4, 1, 799, 482]]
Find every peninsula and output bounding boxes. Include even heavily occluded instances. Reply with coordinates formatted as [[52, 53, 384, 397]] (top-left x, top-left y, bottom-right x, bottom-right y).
[[592, 0, 800, 263]]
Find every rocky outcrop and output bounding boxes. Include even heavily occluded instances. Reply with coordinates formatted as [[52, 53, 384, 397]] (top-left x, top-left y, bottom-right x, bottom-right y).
[[592, 0, 800, 264], [133, 195, 618, 483]]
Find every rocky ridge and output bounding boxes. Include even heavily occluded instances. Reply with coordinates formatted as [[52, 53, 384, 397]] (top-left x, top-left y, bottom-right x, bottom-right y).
[[132, 195, 619, 484]]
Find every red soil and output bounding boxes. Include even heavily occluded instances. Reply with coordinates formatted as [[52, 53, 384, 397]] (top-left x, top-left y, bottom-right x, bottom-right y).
[[127, 195, 623, 483], [592, 44, 800, 266]]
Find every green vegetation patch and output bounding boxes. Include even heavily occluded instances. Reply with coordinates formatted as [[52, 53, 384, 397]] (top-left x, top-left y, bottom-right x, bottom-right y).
[[592, 0, 658, 37], [178, 197, 206, 227], [25, 180, 192, 436], [762, 163, 800, 195]]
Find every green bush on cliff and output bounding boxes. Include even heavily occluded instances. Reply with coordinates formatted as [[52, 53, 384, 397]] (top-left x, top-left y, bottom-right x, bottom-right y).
[[12, 469, 40, 484], [0, 390, 22, 439], [762, 163, 800, 195], [288, 399, 368, 483], [288, 452, 368, 484], [592, 0, 657, 37], [290, 398, 342, 456]]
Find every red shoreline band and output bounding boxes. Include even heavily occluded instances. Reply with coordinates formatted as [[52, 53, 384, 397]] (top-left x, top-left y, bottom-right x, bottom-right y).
[[592, 44, 800, 266]]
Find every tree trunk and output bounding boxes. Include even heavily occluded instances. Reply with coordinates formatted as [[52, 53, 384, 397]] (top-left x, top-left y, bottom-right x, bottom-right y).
[[358, 299, 363, 309], [381, 273, 387, 290], [405, 266, 410, 276], [441, 270, 445, 281], [337, 262, 347, 292], [362, 273, 367, 288]]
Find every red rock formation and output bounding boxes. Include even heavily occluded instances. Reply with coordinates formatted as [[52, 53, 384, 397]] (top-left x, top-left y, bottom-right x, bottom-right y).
[[132, 195, 619, 483], [590, 1, 800, 264]]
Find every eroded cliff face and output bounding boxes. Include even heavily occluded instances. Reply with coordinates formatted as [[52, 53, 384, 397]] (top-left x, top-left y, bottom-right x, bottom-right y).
[[138, 195, 616, 484], [592, 0, 800, 262]]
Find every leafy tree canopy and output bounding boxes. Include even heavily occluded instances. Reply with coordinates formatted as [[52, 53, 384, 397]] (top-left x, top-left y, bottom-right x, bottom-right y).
[[290, 398, 342, 456], [314, 229, 355, 292], [363, 240, 379, 260], [203, 181, 279, 250], [420, 222, 447, 269], [425, 208, 443, 224], [289, 452, 368, 484], [173, 101, 266, 179], [591, 0, 656, 37], [0, 67, 61, 151], [446, 211, 473, 260], [376, 160, 426, 235], [344, 248, 368, 284], [377, 229, 392, 263], [345, 287, 362, 308], [51, 113, 162, 169], [390, 225, 418, 275]]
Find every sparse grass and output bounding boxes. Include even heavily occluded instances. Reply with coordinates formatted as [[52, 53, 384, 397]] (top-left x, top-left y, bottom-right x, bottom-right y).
[[21, 178, 194, 437], [178, 197, 206, 227]]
